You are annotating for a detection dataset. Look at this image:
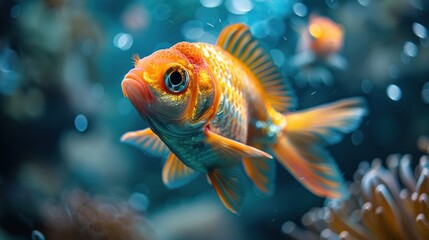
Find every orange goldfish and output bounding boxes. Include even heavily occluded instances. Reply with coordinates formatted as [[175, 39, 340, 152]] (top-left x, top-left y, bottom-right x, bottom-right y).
[[121, 24, 367, 214], [304, 15, 344, 56]]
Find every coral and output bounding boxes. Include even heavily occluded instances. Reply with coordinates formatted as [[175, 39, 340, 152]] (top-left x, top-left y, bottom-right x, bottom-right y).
[[284, 154, 429, 240], [39, 190, 154, 240]]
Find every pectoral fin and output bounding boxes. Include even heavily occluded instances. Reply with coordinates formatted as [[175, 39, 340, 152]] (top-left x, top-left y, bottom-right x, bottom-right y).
[[121, 128, 170, 157], [204, 128, 272, 163], [163, 153, 199, 189], [208, 168, 246, 214]]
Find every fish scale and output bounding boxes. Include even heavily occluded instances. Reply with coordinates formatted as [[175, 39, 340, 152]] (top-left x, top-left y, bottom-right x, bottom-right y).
[[197, 43, 257, 143]]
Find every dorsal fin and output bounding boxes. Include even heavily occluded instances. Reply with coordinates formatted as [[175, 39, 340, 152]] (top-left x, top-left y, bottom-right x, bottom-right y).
[[217, 23, 297, 112]]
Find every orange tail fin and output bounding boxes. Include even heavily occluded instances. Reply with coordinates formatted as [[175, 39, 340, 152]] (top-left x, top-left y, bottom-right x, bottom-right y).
[[271, 97, 367, 198]]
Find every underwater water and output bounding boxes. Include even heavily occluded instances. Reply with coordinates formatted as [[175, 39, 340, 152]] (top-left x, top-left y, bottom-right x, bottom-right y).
[[0, 0, 429, 239]]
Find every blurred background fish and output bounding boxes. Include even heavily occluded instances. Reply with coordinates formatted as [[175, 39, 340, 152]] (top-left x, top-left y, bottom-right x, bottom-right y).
[[290, 15, 347, 87], [0, 0, 428, 239]]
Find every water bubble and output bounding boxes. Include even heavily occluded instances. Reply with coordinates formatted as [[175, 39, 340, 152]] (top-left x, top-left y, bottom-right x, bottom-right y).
[[129, 192, 149, 212], [410, 0, 423, 10], [225, 0, 253, 15], [361, 79, 373, 94], [357, 0, 370, 6], [91, 83, 104, 99], [281, 221, 296, 234], [113, 33, 133, 51], [200, 0, 223, 8], [181, 20, 204, 40], [118, 98, 133, 116], [403, 41, 418, 58], [351, 130, 364, 145], [293, 2, 307, 17], [386, 84, 402, 101], [388, 65, 399, 79], [270, 49, 285, 67], [422, 82, 429, 104], [74, 114, 88, 132], [31, 230, 45, 240], [0, 47, 19, 95], [250, 21, 268, 39], [413, 23, 428, 39], [10, 4, 21, 18], [325, 0, 338, 9]]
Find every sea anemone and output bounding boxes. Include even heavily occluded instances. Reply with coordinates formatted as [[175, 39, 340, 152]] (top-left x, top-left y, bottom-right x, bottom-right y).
[[39, 190, 154, 240], [283, 153, 429, 240]]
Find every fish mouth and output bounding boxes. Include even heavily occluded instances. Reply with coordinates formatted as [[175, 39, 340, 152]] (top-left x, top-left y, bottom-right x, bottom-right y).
[[121, 69, 153, 114]]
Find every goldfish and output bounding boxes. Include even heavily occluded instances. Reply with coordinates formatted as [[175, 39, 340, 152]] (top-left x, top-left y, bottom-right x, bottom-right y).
[[121, 23, 367, 214], [305, 15, 344, 56], [292, 15, 347, 87]]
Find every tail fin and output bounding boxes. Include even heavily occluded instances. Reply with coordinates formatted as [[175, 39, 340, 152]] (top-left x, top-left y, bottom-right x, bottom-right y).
[[271, 97, 367, 198]]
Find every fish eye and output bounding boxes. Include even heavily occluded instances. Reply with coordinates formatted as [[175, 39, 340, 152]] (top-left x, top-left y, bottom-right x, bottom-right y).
[[164, 66, 189, 93]]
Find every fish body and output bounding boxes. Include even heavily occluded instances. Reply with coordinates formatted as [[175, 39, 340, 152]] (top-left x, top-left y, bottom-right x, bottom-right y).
[[121, 24, 367, 213], [156, 43, 282, 172], [292, 16, 346, 87], [301, 15, 344, 57]]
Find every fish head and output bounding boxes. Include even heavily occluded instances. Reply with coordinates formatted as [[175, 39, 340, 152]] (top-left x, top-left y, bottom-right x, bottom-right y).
[[122, 43, 217, 136]]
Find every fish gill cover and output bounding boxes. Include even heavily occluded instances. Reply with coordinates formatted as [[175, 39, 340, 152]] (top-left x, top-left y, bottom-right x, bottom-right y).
[[0, 0, 428, 240]]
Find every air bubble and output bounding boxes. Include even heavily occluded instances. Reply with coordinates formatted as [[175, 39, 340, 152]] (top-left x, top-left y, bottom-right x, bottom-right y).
[[293, 3, 308, 17], [10, 4, 21, 18], [361, 79, 373, 94], [113, 33, 133, 51], [413, 23, 428, 39], [129, 192, 150, 212], [200, 0, 223, 8], [74, 114, 88, 132], [270, 49, 285, 67], [181, 21, 204, 40], [351, 130, 364, 145], [325, 0, 338, 9], [357, 0, 370, 6], [225, 0, 253, 15], [386, 84, 402, 101], [31, 230, 45, 240], [422, 82, 429, 104], [403, 41, 418, 58], [388, 65, 399, 79]]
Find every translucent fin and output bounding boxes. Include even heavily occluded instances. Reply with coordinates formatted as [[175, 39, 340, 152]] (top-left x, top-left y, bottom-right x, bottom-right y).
[[216, 23, 296, 112], [272, 137, 347, 198], [243, 157, 276, 195], [121, 128, 170, 157], [162, 153, 199, 189], [285, 97, 368, 145], [204, 128, 272, 165], [272, 97, 367, 198], [208, 168, 246, 214]]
